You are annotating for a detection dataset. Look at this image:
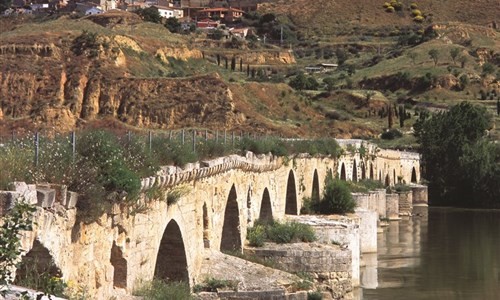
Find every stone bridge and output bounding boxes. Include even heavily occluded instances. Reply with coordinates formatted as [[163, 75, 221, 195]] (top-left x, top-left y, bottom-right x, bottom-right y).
[[0, 140, 421, 299]]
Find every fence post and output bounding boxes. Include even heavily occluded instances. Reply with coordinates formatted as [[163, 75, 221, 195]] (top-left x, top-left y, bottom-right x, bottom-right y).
[[224, 130, 227, 145], [71, 131, 76, 162], [11, 130, 15, 142], [192, 130, 196, 153], [149, 131, 152, 152], [169, 131, 172, 141], [205, 130, 208, 141], [182, 129, 185, 144], [34, 132, 39, 167], [232, 131, 235, 146]]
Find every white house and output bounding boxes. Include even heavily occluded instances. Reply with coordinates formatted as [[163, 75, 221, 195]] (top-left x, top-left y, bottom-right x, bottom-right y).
[[153, 5, 183, 18]]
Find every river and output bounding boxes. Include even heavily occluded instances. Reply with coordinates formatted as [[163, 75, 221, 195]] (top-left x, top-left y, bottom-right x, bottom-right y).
[[357, 207, 500, 300]]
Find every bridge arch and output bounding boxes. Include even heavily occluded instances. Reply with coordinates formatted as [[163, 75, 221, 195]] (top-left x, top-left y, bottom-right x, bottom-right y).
[[203, 202, 210, 248], [411, 167, 417, 183], [385, 174, 390, 187], [111, 241, 127, 288], [15, 239, 62, 285], [312, 169, 320, 202], [340, 163, 346, 181], [259, 188, 273, 222], [352, 160, 358, 182], [154, 219, 188, 282], [220, 184, 242, 251], [361, 161, 366, 180], [370, 163, 374, 180], [285, 170, 298, 215]]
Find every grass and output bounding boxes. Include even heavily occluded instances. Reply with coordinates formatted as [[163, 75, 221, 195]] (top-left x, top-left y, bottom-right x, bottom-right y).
[[193, 278, 238, 293], [133, 280, 193, 300]]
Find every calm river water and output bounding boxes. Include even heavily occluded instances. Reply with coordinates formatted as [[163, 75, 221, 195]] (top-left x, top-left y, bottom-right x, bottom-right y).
[[358, 207, 500, 300]]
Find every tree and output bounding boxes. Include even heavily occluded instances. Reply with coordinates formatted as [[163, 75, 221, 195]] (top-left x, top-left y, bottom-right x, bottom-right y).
[[387, 104, 393, 128], [165, 17, 181, 33], [415, 102, 497, 207], [323, 77, 336, 91], [0, 202, 36, 296], [408, 51, 418, 65], [335, 48, 348, 66], [428, 49, 439, 66], [0, 0, 12, 13], [482, 62, 495, 77], [458, 55, 468, 68], [497, 99, 500, 116], [230, 56, 236, 71], [135, 7, 162, 24], [450, 48, 460, 66]]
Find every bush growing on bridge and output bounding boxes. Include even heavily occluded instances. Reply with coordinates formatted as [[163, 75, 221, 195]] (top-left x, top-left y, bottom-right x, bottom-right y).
[[247, 221, 316, 246], [319, 175, 356, 214]]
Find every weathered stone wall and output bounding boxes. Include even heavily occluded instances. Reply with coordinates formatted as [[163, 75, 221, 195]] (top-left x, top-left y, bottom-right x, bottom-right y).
[[245, 243, 352, 299], [386, 194, 399, 220], [287, 215, 360, 287], [398, 191, 413, 216], [411, 185, 428, 206]]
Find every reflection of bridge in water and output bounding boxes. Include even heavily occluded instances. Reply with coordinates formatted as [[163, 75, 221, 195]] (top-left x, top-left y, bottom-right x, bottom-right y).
[[358, 206, 429, 299]]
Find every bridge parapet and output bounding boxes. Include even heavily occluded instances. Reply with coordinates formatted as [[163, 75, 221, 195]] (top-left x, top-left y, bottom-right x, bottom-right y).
[[140, 151, 284, 191]]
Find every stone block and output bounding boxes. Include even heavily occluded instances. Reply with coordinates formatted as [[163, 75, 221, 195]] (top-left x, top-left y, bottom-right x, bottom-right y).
[[64, 191, 79, 209], [36, 188, 56, 208], [411, 185, 428, 205], [355, 208, 377, 253], [386, 194, 399, 220], [8, 182, 38, 205]]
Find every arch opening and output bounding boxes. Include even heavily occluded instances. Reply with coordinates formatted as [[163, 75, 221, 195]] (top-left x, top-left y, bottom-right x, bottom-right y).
[[285, 170, 298, 215], [370, 164, 374, 180], [154, 220, 189, 282], [111, 241, 127, 288], [379, 171, 382, 182], [352, 160, 358, 182], [394, 169, 397, 185], [361, 162, 366, 180], [15, 240, 63, 288], [312, 170, 320, 203], [411, 167, 417, 183], [247, 186, 252, 224], [340, 163, 346, 181], [259, 188, 273, 222], [220, 184, 242, 251], [385, 174, 391, 187], [203, 202, 210, 248]]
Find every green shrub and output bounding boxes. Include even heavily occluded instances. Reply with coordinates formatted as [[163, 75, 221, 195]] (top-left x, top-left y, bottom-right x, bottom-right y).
[[411, 9, 422, 16], [193, 278, 237, 293], [319, 178, 356, 214], [385, 6, 395, 13], [246, 221, 316, 245], [134, 280, 193, 300], [300, 197, 319, 214], [308, 291, 323, 300], [410, 3, 418, 9], [381, 128, 403, 140], [413, 15, 424, 23], [247, 223, 266, 247]]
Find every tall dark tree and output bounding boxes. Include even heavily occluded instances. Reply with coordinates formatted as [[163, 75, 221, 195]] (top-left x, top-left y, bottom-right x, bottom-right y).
[[231, 57, 236, 71], [0, 0, 12, 13], [165, 17, 181, 33], [497, 99, 500, 116], [135, 7, 161, 23], [415, 102, 496, 207], [387, 105, 393, 129]]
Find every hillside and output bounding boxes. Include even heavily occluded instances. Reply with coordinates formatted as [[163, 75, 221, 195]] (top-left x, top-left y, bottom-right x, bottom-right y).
[[259, 0, 499, 38], [0, 5, 499, 141]]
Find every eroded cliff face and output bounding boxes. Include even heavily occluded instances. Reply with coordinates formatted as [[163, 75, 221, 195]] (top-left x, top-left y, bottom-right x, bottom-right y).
[[0, 40, 240, 131]]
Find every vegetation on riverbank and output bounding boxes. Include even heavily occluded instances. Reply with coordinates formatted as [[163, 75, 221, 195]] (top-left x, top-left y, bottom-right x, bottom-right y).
[[415, 102, 500, 208]]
